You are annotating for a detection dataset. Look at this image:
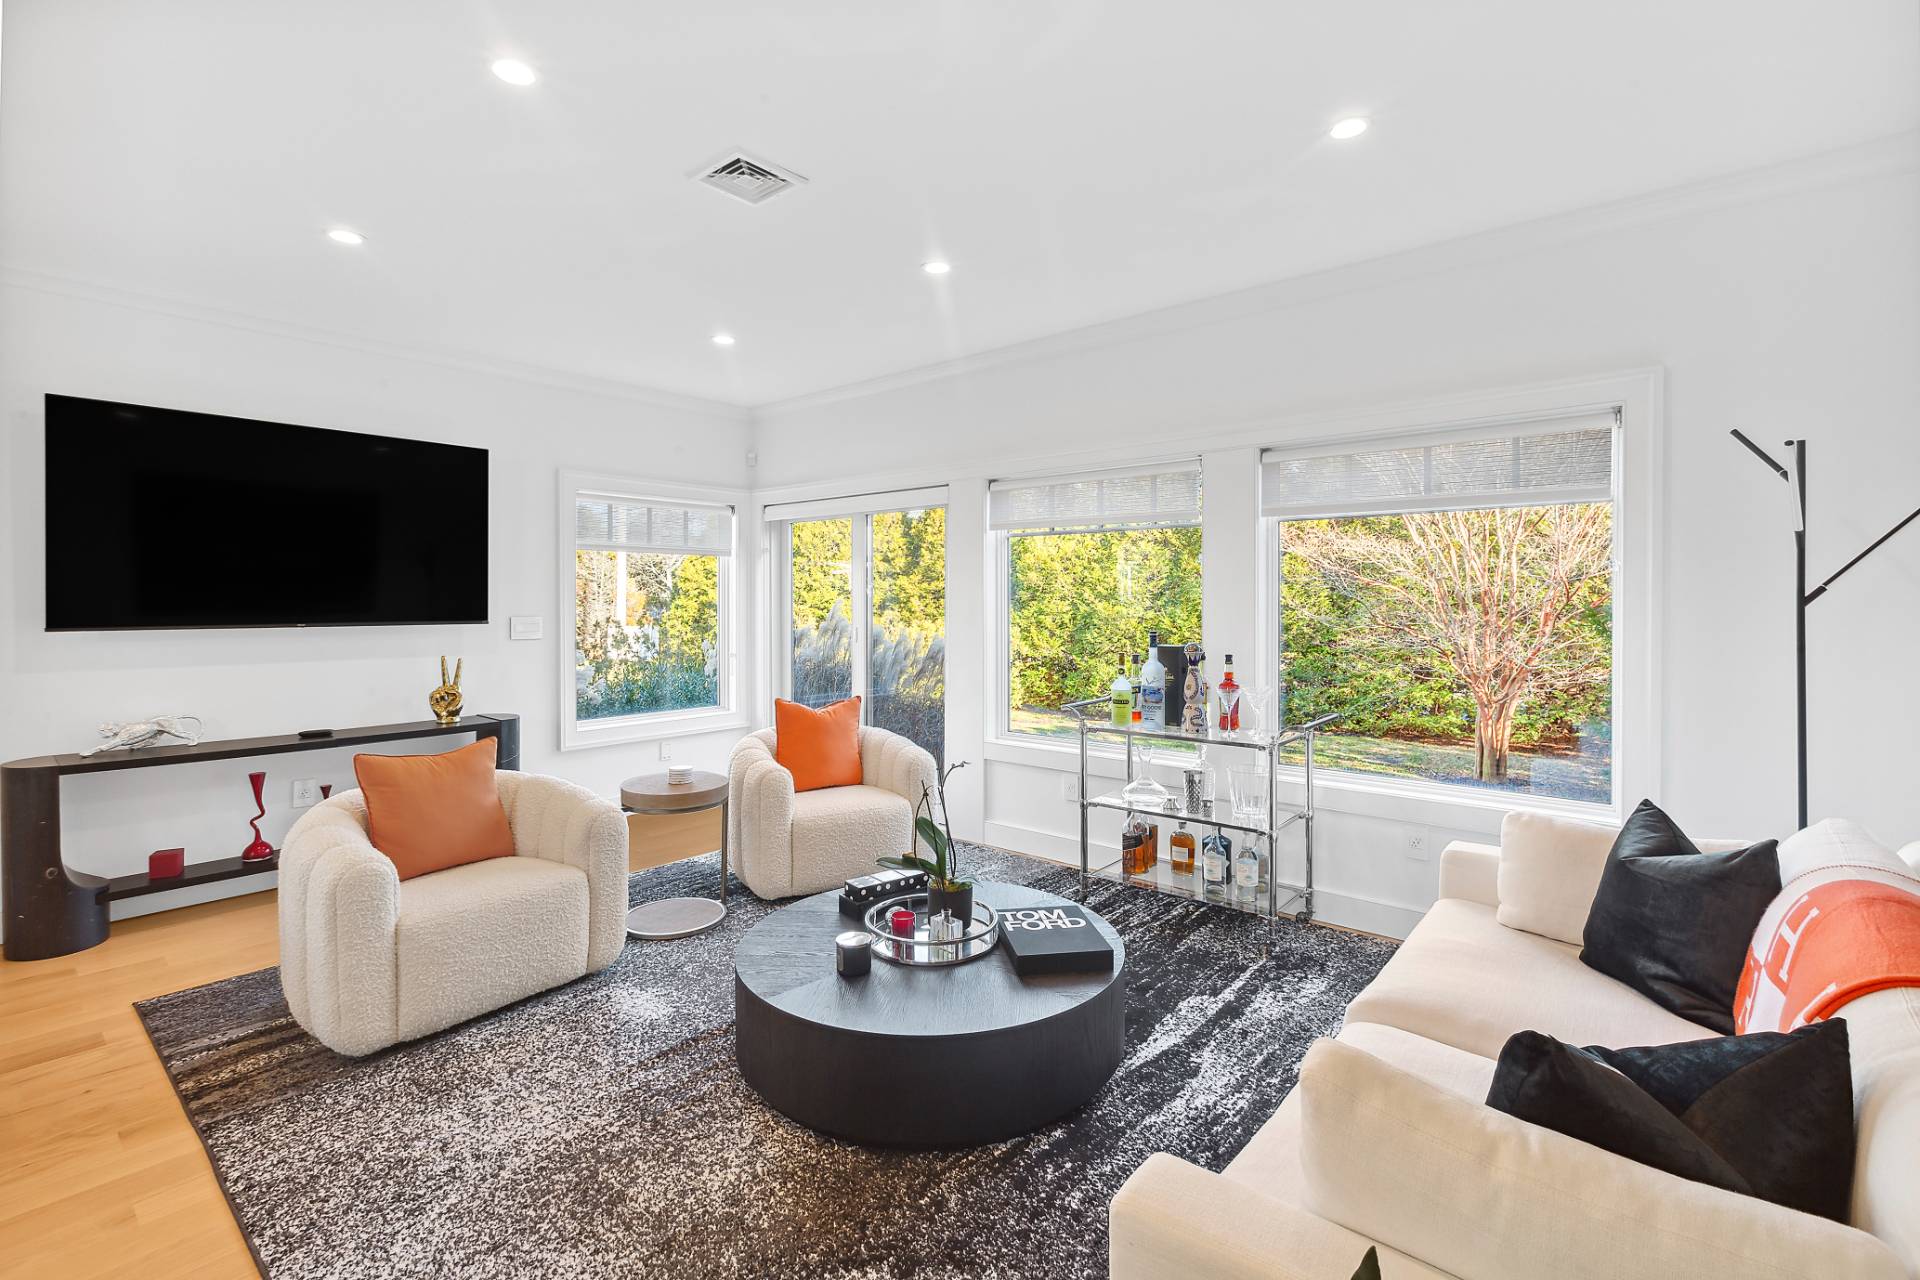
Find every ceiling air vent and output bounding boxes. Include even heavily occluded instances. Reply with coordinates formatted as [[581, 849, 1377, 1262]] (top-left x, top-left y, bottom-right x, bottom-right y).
[[695, 151, 807, 205]]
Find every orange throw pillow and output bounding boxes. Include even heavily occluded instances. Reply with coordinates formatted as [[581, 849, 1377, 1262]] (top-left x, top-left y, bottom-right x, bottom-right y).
[[353, 737, 514, 880], [774, 696, 863, 792]]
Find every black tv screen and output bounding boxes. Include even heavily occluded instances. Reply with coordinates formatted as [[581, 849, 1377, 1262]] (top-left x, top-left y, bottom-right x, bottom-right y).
[[45, 395, 489, 630]]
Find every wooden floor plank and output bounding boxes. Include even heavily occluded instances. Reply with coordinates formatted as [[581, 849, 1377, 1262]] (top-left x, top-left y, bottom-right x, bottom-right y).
[[0, 810, 716, 1279]]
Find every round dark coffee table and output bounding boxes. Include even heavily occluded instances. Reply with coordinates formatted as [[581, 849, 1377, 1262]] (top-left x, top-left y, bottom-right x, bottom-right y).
[[734, 880, 1126, 1147]]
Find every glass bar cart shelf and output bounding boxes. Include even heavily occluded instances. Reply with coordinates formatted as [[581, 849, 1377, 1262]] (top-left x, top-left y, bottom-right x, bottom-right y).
[[1064, 700, 1342, 924]]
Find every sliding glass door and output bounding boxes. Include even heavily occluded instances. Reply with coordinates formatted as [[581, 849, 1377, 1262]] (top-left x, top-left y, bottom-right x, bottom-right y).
[[782, 499, 946, 764]]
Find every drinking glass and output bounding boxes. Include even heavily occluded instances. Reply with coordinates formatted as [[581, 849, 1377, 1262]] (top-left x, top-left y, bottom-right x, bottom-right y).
[[1229, 763, 1268, 821]]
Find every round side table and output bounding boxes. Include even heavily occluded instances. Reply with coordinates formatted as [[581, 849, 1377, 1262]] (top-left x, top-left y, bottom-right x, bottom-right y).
[[619, 771, 729, 940]]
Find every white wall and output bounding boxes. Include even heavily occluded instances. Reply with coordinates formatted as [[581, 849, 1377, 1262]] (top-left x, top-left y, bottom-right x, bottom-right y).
[[0, 282, 754, 926], [752, 139, 1920, 933]]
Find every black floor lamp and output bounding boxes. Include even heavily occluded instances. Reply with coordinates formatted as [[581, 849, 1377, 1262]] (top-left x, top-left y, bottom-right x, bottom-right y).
[[1731, 431, 1920, 828]]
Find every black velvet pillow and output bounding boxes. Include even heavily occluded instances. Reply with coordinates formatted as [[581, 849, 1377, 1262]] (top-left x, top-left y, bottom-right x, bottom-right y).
[[1580, 799, 1779, 1031], [1487, 1022, 1855, 1221]]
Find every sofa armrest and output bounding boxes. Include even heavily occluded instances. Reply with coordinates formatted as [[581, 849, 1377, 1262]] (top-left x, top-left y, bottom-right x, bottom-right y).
[[1111, 1154, 1447, 1280], [858, 725, 937, 812], [278, 794, 402, 1056], [1438, 840, 1501, 907], [496, 772, 628, 972], [729, 733, 797, 898]]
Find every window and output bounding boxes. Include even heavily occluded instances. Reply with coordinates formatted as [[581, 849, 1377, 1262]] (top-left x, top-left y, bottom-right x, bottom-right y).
[[994, 462, 1203, 740], [1264, 413, 1618, 805], [563, 480, 738, 747], [777, 492, 947, 763]]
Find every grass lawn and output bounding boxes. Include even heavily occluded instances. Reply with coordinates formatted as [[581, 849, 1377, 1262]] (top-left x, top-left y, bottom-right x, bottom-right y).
[[1010, 705, 1611, 805]]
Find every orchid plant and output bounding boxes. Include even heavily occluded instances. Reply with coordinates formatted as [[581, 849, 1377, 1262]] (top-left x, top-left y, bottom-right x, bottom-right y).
[[877, 760, 969, 890]]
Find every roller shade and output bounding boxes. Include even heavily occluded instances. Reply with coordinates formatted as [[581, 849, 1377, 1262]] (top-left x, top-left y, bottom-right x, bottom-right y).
[[989, 460, 1201, 532], [574, 494, 733, 556], [1261, 412, 1616, 520]]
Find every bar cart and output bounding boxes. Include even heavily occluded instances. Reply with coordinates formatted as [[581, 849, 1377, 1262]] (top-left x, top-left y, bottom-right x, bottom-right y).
[[1063, 700, 1340, 923]]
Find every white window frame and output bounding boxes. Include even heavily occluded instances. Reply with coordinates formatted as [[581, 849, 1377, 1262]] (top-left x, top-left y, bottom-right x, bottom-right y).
[[991, 458, 1205, 746], [558, 469, 748, 750], [1261, 402, 1645, 820], [768, 486, 949, 723]]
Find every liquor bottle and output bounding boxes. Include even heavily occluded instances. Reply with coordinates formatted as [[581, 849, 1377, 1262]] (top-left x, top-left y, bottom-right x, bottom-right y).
[[1169, 822, 1196, 878], [1121, 815, 1150, 877], [1144, 822, 1160, 871], [1234, 840, 1261, 904], [1130, 654, 1143, 723], [1217, 653, 1241, 731], [1139, 634, 1168, 729], [1109, 653, 1133, 728], [1201, 830, 1232, 900], [1181, 643, 1208, 734]]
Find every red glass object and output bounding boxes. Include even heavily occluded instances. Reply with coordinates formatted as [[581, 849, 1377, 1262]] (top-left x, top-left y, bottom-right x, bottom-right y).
[[319, 783, 333, 800], [149, 848, 185, 879], [241, 770, 275, 861], [889, 907, 917, 937]]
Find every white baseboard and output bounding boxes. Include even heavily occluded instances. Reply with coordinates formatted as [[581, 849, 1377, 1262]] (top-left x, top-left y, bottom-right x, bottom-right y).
[[981, 820, 1425, 940]]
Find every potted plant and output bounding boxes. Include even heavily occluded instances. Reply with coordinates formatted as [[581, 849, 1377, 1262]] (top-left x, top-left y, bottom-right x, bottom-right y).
[[878, 761, 971, 922]]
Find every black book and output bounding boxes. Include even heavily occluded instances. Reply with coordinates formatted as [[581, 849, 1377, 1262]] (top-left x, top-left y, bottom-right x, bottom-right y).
[[999, 904, 1115, 975]]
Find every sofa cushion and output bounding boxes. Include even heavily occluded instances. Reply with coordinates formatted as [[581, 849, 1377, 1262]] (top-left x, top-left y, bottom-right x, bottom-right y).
[[1495, 807, 1753, 946], [785, 783, 913, 895], [1487, 1022, 1856, 1222], [1296, 1037, 1907, 1280], [395, 855, 588, 1041], [1580, 799, 1780, 1033], [1842, 986, 1920, 1273], [1344, 899, 1715, 1059]]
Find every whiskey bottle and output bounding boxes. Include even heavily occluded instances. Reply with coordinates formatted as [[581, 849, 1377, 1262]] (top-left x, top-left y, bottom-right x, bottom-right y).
[[1169, 822, 1196, 879], [1121, 815, 1149, 878]]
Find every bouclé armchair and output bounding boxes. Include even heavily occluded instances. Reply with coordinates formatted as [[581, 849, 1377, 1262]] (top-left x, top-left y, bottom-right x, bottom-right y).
[[727, 726, 936, 899], [278, 771, 627, 1056]]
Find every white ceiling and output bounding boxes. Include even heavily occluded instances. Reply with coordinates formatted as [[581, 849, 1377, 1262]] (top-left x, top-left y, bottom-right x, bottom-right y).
[[3, 1, 1916, 408]]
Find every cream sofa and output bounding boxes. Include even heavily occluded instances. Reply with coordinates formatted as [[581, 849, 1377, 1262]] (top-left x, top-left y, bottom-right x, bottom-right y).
[[726, 726, 936, 899], [1110, 816, 1920, 1280], [278, 772, 628, 1056]]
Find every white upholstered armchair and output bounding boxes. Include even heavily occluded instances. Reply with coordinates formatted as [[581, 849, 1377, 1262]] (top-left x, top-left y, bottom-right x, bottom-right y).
[[278, 772, 627, 1056], [727, 726, 937, 899]]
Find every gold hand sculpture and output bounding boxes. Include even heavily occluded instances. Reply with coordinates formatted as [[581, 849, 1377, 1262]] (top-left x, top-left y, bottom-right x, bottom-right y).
[[429, 656, 464, 725]]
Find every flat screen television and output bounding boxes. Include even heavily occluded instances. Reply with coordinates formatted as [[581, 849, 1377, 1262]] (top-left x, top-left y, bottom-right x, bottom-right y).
[[45, 394, 489, 630]]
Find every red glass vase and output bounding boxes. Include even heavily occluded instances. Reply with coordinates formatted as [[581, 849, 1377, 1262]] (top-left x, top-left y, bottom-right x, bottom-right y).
[[241, 770, 275, 861]]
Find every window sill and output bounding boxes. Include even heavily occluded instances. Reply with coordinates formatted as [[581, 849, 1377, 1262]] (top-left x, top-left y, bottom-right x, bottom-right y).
[[983, 732, 1617, 835], [562, 708, 748, 751]]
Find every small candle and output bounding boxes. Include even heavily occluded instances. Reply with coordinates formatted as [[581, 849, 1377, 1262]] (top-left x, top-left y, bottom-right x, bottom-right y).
[[835, 931, 872, 978], [889, 907, 917, 937]]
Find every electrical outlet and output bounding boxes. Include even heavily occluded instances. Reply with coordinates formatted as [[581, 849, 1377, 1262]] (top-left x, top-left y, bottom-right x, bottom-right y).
[[1404, 826, 1430, 861], [291, 778, 320, 808], [1060, 775, 1078, 801], [659, 740, 674, 762]]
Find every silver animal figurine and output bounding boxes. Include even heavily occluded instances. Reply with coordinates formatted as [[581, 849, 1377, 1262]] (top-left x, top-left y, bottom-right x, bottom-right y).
[[80, 714, 206, 756]]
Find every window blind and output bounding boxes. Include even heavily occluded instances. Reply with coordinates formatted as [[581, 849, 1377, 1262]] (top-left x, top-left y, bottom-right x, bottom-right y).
[[988, 460, 1201, 532], [1261, 412, 1616, 520], [574, 494, 734, 556]]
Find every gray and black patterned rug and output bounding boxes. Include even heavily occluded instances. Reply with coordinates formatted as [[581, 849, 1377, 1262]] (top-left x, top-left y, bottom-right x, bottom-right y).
[[136, 844, 1395, 1280]]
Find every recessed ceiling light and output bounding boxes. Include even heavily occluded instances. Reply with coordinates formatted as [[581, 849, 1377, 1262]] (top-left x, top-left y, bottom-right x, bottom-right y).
[[712, 333, 736, 347], [491, 58, 537, 86], [1329, 117, 1370, 140], [922, 260, 952, 275], [326, 228, 366, 246]]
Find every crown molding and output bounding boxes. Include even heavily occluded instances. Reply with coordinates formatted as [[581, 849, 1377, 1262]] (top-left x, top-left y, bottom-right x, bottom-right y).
[[753, 131, 1919, 419], [0, 266, 753, 423]]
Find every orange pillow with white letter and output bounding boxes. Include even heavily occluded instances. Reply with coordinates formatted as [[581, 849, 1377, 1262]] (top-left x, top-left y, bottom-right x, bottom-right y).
[[353, 737, 514, 880], [774, 696, 862, 792]]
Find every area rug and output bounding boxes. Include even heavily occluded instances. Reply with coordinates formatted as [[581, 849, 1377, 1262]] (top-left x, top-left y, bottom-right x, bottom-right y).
[[137, 844, 1396, 1280]]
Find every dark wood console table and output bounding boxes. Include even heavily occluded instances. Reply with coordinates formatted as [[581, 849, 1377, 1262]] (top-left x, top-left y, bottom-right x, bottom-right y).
[[2, 713, 520, 961]]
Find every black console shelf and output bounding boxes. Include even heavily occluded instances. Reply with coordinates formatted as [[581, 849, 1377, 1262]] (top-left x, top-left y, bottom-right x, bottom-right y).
[[2, 713, 519, 961]]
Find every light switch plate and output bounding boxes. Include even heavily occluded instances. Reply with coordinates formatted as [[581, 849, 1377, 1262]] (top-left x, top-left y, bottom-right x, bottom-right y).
[[509, 615, 543, 640], [291, 778, 320, 808]]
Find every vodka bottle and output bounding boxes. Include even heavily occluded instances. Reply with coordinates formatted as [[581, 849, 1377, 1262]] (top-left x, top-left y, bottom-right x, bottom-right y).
[[1234, 840, 1261, 904], [1139, 634, 1168, 730], [1201, 830, 1232, 900]]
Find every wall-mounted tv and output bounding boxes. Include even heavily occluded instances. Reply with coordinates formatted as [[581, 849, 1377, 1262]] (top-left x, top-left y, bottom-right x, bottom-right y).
[[45, 395, 489, 630]]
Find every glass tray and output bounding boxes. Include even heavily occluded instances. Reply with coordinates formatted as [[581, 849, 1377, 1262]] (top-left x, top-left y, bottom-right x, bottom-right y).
[[863, 894, 1001, 967]]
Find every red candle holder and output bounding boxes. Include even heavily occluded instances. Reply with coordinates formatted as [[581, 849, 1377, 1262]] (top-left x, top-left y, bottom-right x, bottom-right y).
[[889, 907, 917, 937], [149, 848, 185, 879]]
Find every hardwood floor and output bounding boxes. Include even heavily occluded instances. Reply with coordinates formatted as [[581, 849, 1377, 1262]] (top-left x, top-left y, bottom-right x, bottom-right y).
[[0, 810, 721, 1280]]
